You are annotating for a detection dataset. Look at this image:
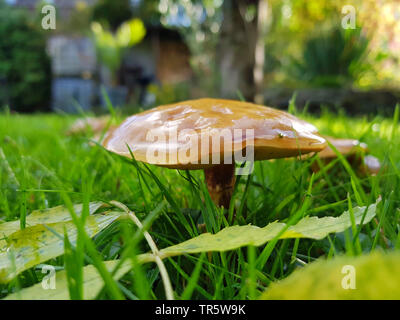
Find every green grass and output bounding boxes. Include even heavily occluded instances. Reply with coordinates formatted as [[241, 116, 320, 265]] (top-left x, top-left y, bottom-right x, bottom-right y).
[[0, 107, 399, 300]]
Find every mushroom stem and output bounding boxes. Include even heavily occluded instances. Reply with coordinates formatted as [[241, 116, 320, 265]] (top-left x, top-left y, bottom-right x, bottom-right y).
[[204, 164, 236, 209]]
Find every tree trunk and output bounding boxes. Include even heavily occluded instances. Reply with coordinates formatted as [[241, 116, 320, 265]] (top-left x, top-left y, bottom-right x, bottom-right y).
[[254, 0, 269, 104], [218, 0, 267, 103]]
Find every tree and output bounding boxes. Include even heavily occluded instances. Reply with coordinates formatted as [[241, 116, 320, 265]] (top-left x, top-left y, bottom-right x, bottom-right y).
[[143, 0, 270, 102], [91, 0, 133, 31], [218, 0, 269, 102], [253, 0, 269, 104]]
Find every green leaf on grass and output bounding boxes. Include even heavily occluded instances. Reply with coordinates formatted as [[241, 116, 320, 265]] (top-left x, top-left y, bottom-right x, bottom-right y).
[[261, 251, 400, 299], [0, 210, 123, 283], [157, 202, 377, 257], [0, 202, 106, 247], [4, 261, 126, 300], [4, 257, 154, 300], [4, 201, 378, 300]]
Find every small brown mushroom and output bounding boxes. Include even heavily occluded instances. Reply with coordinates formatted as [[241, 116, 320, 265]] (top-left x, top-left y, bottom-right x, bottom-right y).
[[362, 155, 381, 175], [309, 136, 380, 175], [67, 116, 117, 144], [318, 136, 368, 160], [102, 98, 326, 209], [67, 116, 111, 135]]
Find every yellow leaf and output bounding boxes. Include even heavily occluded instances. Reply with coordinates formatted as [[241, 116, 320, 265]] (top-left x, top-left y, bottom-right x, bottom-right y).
[[261, 251, 400, 300], [116, 19, 146, 47]]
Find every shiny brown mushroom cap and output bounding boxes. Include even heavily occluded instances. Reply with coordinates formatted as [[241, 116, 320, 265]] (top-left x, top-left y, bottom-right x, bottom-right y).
[[318, 136, 368, 159], [103, 98, 327, 169]]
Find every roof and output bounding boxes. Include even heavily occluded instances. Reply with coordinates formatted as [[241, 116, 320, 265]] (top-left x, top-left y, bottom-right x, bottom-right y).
[[102, 98, 327, 169]]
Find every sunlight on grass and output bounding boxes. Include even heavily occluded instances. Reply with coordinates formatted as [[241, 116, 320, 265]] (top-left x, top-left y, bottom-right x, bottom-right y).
[[0, 109, 399, 300]]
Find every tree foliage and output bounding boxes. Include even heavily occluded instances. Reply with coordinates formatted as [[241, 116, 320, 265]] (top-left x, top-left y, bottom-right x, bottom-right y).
[[91, 0, 133, 31], [0, 2, 51, 112]]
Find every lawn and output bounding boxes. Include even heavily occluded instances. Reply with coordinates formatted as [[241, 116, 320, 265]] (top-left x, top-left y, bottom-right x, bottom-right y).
[[0, 107, 399, 300]]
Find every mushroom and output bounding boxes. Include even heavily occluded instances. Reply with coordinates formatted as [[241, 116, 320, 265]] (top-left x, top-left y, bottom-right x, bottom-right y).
[[67, 115, 117, 143], [317, 136, 368, 160], [67, 116, 112, 136], [308, 136, 380, 175], [102, 98, 327, 209], [362, 155, 381, 175]]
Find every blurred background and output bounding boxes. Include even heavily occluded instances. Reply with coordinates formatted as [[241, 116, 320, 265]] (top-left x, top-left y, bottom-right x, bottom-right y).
[[0, 0, 399, 116]]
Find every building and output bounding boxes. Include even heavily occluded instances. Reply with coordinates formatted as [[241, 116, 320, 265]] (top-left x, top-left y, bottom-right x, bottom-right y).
[[48, 35, 97, 112]]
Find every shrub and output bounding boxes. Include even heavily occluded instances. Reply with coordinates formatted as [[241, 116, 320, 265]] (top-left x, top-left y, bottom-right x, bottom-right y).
[[289, 27, 371, 88], [0, 3, 51, 112], [91, 0, 133, 31], [91, 19, 146, 86]]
